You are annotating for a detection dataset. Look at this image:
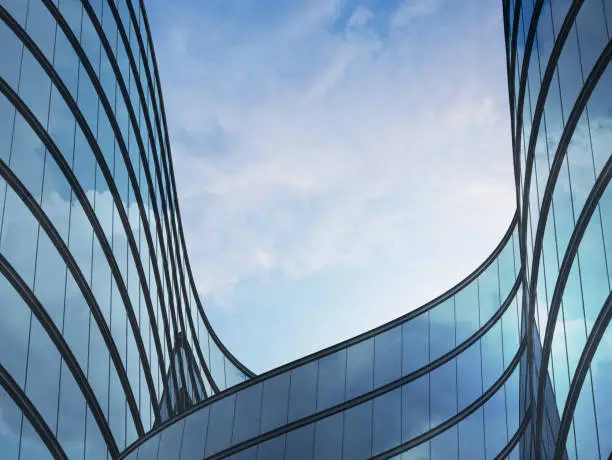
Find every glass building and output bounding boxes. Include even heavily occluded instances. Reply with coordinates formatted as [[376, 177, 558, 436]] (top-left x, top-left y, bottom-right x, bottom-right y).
[[0, 0, 608, 459]]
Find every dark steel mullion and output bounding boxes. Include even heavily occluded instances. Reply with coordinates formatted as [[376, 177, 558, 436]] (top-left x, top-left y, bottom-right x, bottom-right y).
[[535, 151, 612, 451], [0, 65, 148, 443], [0, 362, 68, 459], [100, 0, 191, 400], [44, 0, 176, 419], [76, 0, 180, 419], [0, 249, 119, 457], [553, 291, 612, 458], [119, 273, 523, 458], [7, 1, 164, 428], [95, 0, 186, 404], [76, 0, 184, 417]]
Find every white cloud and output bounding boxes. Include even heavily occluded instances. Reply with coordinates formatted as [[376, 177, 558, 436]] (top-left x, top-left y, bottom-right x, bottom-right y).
[[147, 0, 515, 366]]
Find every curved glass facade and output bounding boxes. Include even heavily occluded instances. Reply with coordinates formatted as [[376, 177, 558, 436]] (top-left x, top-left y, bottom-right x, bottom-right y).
[[0, 0, 609, 459], [508, 0, 612, 458]]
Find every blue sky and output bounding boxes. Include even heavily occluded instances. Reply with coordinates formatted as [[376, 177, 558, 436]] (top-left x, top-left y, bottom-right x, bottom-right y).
[[146, 0, 516, 373]]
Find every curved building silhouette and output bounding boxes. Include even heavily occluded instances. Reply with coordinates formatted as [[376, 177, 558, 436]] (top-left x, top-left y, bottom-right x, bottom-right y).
[[0, 0, 609, 459]]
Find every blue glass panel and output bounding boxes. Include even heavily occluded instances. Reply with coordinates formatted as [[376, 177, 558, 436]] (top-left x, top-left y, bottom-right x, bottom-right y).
[[205, 394, 236, 456], [484, 388, 508, 457], [402, 313, 428, 375], [429, 359, 457, 427], [430, 425, 458, 459], [285, 424, 314, 460], [457, 342, 481, 411], [481, 321, 504, 390], [342, 400, 372, 460], [157, 419, 185, 460], [572, 371, 600, 459], [0, 385, 21, 458], [179, 406, 209, 460], [257, 435, 285, 460], [402, 376, 429, 441], [458, 407, 484, 460], [345, 338, 374, 400], [374, 326, 402, 388], [372, 388, 401, 456], [231, 446, 257, 460], [455, 282, 479, 344], [314, 413, 343, 460], [260, 372, 290, 432], [136, 433, 160, 460], [288, 361, 317, 422], [232, 383, 263, 443], [479, 262, 500, 326], [429, 299, 455, 362], [317, 350, 346, 411]]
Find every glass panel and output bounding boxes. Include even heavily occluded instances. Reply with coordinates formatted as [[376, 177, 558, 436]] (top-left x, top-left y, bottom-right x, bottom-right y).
[[430, 425, 458, 459], [457, 342, 481, 411], [372, 388, 401, 456], [316, 350, 346, 411], [179, 406, 209, 460], [288, 361, 317, 422], [232, 383, 263, 444], [458, 407, 485, 460], [345, 338, 374, 400], [484, 388, 508, 458], [429, 359, 457, 427], [136, 433, 160, 460], [285, 424, 314, 460], [205, 394, 236, 456], [256, 435, 285, 460], [429, 299, 455, 362], [157, 419, 185, 460], [260, 372, 290, 433], [455, 282, 479, 344], [402, 313, 428, 375], [402, 376, 429, 441], [342, 400, 372, 460], [314, 413, 343, 460], [374, 326, 402, 388]]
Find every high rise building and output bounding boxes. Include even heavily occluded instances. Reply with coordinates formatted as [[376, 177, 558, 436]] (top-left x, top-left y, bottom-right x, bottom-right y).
[[0, 0, 608, 459]]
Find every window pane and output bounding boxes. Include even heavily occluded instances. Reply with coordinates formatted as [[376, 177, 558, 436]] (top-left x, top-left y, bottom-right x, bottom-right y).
[[285, 424, 314, 460], [430, 359, 457, 427], [157, 419, 185, 460], [342, 400, 372, 460], [429, 299, 455, 362], [372, 388, 401, 456], [374, 326, 402, 388], [260, 373, 290, 432], [314, 413, 343, 460], [232, 383, 263, 443], [346, 338, 374, 400], [288, 361, 317, 422], [317, 350, 346, 411], [180, 406, 209, 460], [402, 314, 428, 375], [256, 435, 285, 460], [205, 394, 236, 456], [458, 407, 485, 460], [402, 376, 429, 441]]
